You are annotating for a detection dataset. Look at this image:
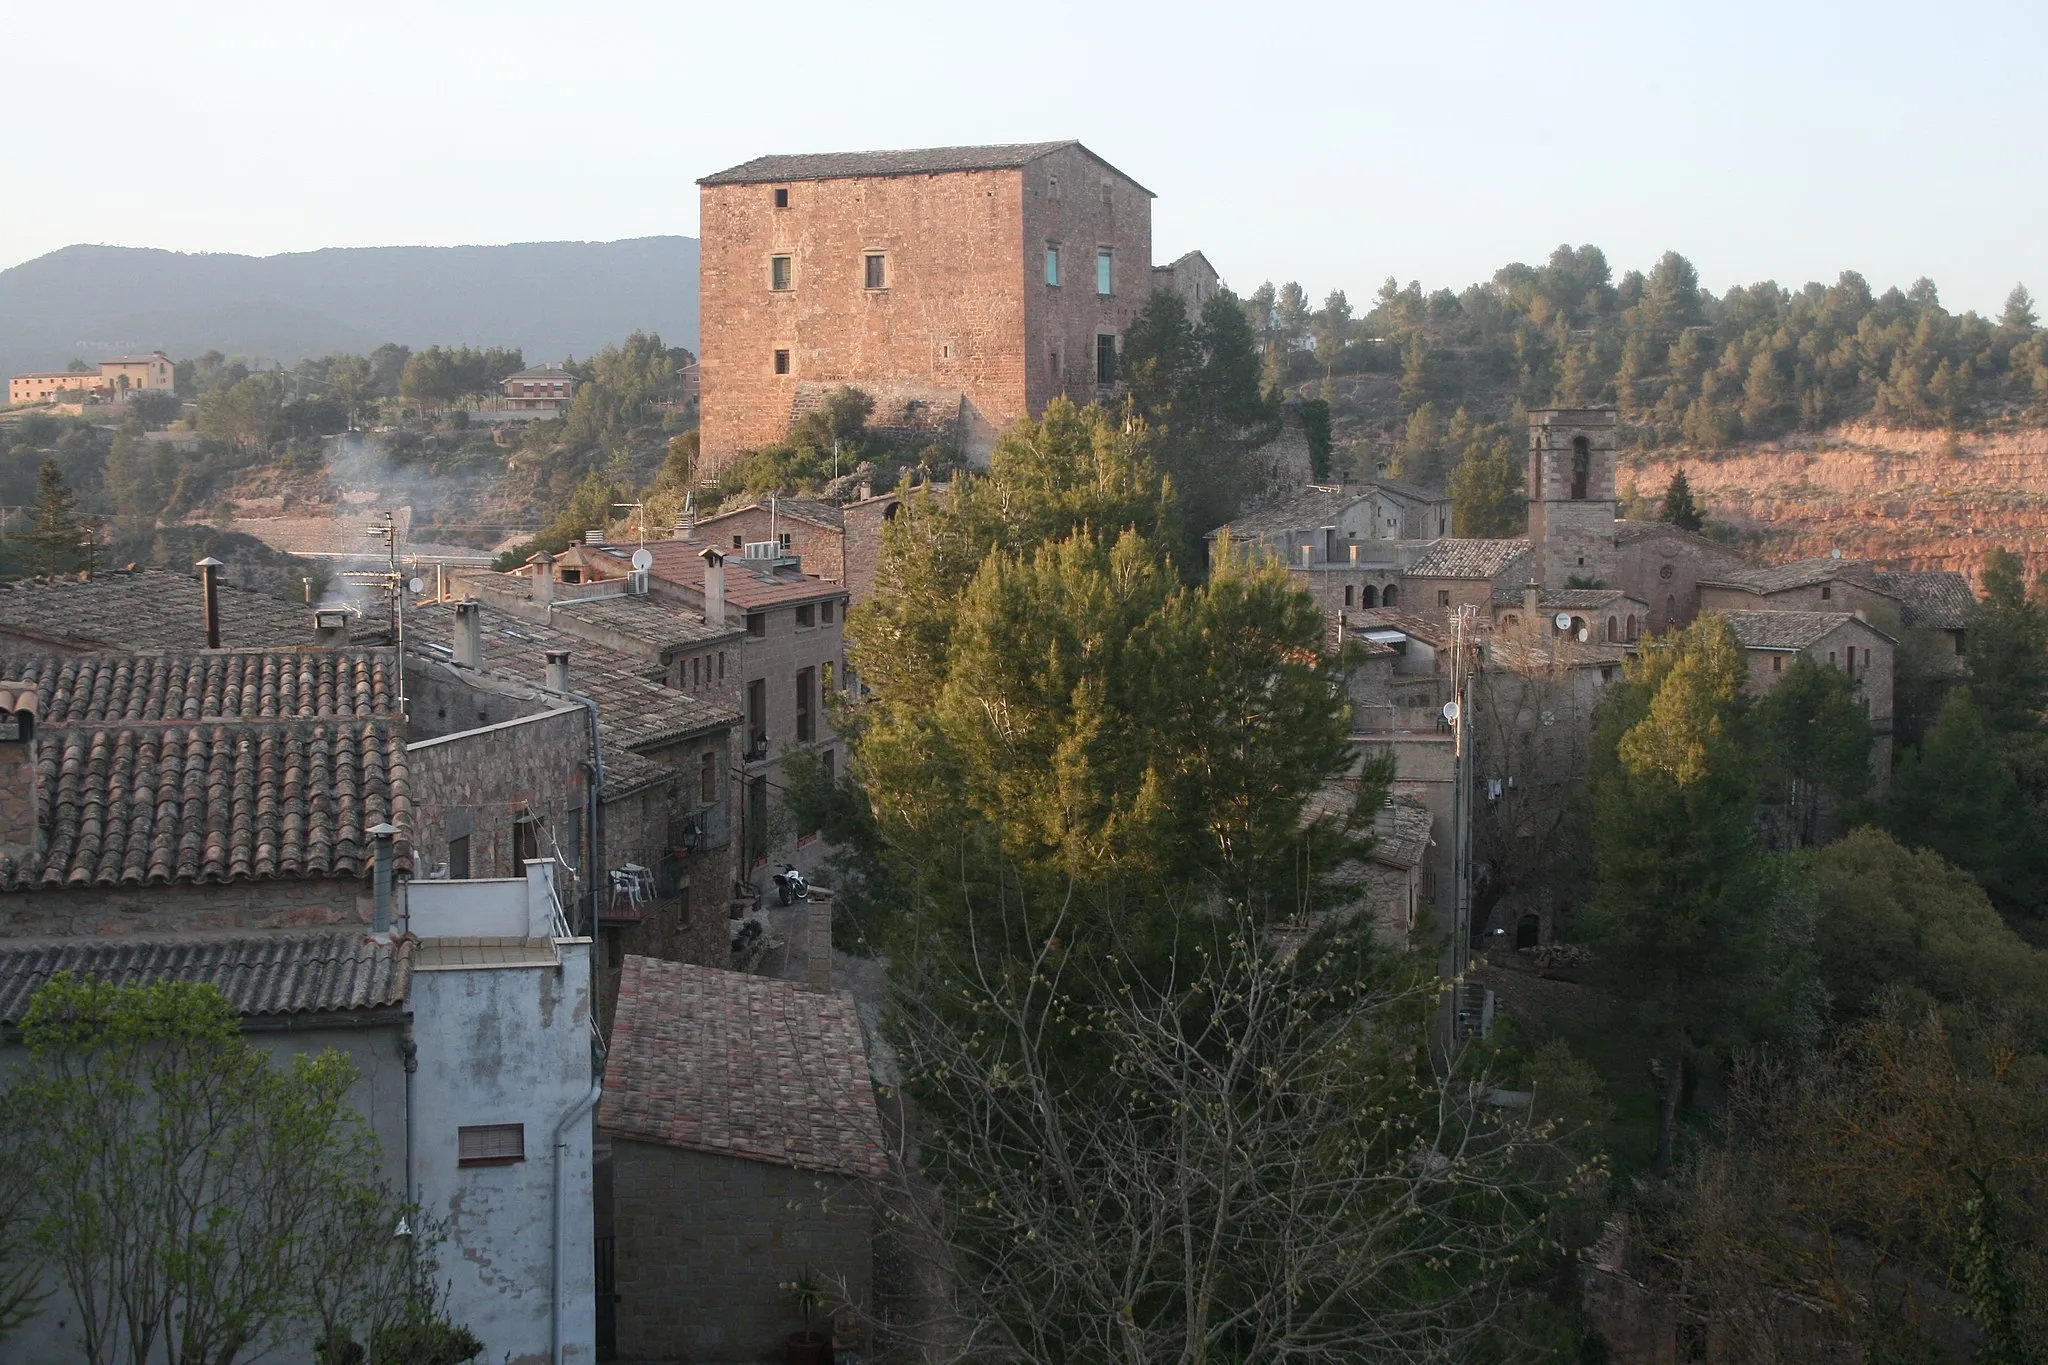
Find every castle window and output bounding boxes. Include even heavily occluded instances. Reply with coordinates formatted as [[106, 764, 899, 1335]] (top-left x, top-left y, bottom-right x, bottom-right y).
[[1096, 249, 1113, 296], [1096, 334, 1117, 385], [773, 186, 789, 208], [1344, 585, 1354, 607], [1570, 435, 1590, 500], [773, 349, 790, 375], [1627, 614, 1638, 641], [770, 256, 792, 291], [1820, 583, 1832, 600], [1048, 346, 1060, 378], [1382, 584, 1398, 607], [1364, 585, 1379, 607], [1045, 246, 1061, 287], [864, 253, 887, 289], [1607, 617, 1617, 641], [1099, 173, 1112, 204]]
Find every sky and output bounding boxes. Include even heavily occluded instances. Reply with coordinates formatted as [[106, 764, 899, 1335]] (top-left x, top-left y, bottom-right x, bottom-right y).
[[3, 0, 2040, 315]]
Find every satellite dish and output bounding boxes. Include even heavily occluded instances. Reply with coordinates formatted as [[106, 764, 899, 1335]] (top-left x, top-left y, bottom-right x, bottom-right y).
[[407, 577, 425, 595], [1577, 626, 1590, 643], [631, 548, 655, 571], [1830, 548, 1843, 559], [1554, 612, 1573, 632], [1442, 701, 1461, 724]]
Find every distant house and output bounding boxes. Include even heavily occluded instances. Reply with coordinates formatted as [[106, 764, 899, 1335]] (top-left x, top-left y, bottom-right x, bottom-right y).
[[7, 351, 173, 406], [501, 364, 578, 413], [1720, 609, 1897, 775], [1152, 249, 1221, 313], [599, 955, 885, 1363]]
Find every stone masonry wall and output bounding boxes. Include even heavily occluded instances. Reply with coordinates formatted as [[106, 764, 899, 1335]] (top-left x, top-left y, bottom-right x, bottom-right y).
[[1614, 527, 1750, 633], [700, 166, 1031, 471], [610, 1141, 873, 1364], [697, 506, 847, 583], [840, 494, 898, 607], [408, 705, 590, 886], [1018, 144, 1154, 415], [1528, 409, 1619, 588], [0, 876, 369, 937]]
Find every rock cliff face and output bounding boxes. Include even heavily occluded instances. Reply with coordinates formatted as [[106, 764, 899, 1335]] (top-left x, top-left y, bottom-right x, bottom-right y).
[[1629, 425, 2048, 582]]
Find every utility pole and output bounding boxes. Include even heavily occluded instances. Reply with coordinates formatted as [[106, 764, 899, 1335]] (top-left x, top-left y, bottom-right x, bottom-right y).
[[1445, 603, 1479, 1034]]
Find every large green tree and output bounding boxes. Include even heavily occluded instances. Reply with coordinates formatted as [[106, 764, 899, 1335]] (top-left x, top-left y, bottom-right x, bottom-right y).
[[1576, 616, 1786, 1175], [1448, 436, 1525, 537], [26, 456, 84, 577], [1753, 652, 1872, 845], [1120, 288, 1271, 538], [1891, 688, 2045, 916]]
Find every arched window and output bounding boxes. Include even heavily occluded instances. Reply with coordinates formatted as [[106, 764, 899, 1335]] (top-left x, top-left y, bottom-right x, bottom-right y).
[[1606, 616, 1617, 641], [1626, 614, 1638, 642], [1570, 435, 1591, 500], [1382, 584, 1399, 608], [1364, 584, 1379, 608]]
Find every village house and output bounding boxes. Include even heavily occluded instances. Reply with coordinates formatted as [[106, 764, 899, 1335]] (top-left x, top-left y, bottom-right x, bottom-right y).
[[501, 363, 578, 413], [404, 596, 742, 1026], [693, 496, 848, 584], [599, 955, 885, 1364], [1722, 608, 1898, 774], [1698, 556, 1973, 666], [1403, 537, 1533, 616], [7, 350, 174, 406], [696, 140, 1210, 472]]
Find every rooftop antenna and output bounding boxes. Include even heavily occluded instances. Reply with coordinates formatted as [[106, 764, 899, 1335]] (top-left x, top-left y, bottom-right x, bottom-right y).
[[350, 510, 409, 725]]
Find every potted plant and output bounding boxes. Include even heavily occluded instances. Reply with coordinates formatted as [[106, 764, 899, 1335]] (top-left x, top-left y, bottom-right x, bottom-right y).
[[781, 1268, 831, 1365]]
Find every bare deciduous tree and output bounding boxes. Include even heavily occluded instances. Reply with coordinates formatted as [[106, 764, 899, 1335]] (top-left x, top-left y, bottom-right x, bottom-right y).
[[872, 890, 1585, 1364]]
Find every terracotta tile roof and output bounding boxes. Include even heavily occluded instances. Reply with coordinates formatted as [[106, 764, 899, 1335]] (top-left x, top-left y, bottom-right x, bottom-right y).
[[699, 140, 1150, 192], [1213, 485, 1361, 540], [1873, 570, 1976, 630], [1406, 538, 1531, 580], [0, 569, 314, 652], [630, 540, 847, 609], [0, 649, 409, 890], [0, 931, 412, 1026], [1719, 610, 1875, 650], [1612, 520, 1749, 558], [599, 956, 887, 1179], [1349, 607, 1456, 650]]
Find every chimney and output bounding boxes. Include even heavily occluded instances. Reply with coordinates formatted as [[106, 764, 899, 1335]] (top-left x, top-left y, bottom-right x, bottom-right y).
[[1523, 579, 1540, 627], [700, 547, 726, 626], [452, 600, 483, 668], [196, 557, 223, 648], [527, 551, 555, 607], [368, 822, 398, 936], [313, 608, 350, 645], [0, 686, 42, 864], [545, 649, 571, 694]]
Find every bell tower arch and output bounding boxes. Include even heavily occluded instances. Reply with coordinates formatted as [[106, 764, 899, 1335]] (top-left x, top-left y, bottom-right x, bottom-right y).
[[1527, 407, 1618, 587]]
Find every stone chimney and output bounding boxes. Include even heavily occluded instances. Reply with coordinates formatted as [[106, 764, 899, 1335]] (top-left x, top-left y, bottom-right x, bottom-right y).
[[1523, 579, 1540, 629], [368, 822, 397, 937], [700, 547, 725, 626], [452, 600, 483, 668], [527, 551, 555, 607], [545, 649, 571, 694], [0, 686, 41, 864], [196, 556, 223, 648], [313, 608, 350, 645]]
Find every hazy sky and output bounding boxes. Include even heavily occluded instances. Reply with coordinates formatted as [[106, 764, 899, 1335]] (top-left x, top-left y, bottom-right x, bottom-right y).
[[4, 0, 2039, 314]]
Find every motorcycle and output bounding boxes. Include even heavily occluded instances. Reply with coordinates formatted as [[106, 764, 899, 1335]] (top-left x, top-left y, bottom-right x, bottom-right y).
[[772, 864, 809, 906]]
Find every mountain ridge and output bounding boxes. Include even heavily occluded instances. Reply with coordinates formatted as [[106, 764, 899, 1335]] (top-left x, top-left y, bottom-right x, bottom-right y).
[[0, 237, 700, 377]]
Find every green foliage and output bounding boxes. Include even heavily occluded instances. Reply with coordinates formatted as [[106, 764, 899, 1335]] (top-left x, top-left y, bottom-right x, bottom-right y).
[[397, 345, 524, 411], [1120, 287, 1275, 536], [1751, 652, 1872, 844], [1892, 689, 2046, 917], [12, 973, 434, 1365], [367, 1317, 483, 1365], [104, 419, 176, 529], [1449, 436, 1526, 537], [1658, 468, 1703, 531], [1812, 828, 2048, 1043], [1577, 617, 1790, 1171], [26, 456, 84, 577], [1297, 398, 1333, 479], [196, 372, 286, 452], [493, 467, 620, 569]]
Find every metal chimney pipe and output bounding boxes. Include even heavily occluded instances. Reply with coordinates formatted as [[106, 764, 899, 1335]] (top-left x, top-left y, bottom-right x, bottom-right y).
[[196, 557, 223, 648], [700, 547, 725, 626], [545, 649, 570, 694], [369, 822, 398, 935]]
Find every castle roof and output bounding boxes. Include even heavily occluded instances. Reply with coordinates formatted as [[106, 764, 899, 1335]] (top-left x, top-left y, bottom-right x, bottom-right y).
[[1406, 538, 1530, 580], [700, 140, 1153, 195], [1719, 610, 1891, 651]]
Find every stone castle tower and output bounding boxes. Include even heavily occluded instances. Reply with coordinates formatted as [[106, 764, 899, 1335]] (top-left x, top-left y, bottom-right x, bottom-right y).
[[1526, 408, 1619, 587]]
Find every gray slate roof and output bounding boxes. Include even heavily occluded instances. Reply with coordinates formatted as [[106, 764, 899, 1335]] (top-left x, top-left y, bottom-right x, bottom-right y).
[[1720, 610, 1873, 650], [700, 140, 1149, 192], [1874, 569, 1976, 630], [0, 931, 412, 1026], [0, 568, 315, 653], [1214, 481, 1449, 542], [1407, 538, 1531, 580], [599, 955, 887, 1179], [1492, 586, 1646, 610]]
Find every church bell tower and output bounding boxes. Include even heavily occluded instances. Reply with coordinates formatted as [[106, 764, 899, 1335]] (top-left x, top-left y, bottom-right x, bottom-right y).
[[1526, 408, 1619, 588]]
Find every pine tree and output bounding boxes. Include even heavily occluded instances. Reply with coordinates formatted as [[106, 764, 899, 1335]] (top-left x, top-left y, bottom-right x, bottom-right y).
[[2000, 284, 2037, 334], [27, 457, 84, 578], [1659, 468, 1704, 531], [1891, 689, 2044, 916]]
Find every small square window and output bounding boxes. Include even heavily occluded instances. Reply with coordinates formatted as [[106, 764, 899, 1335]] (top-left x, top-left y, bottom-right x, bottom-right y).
[[796, 603, 815, 628], [747, 612, 766, 638], [458, 1123, 525, 1167], [732, 534, 744, 549], [773, 186, 789, 208], [1820, 583, 1832, 600], [821, 600, 835, 625], [773, 349, 790, 375], [864, 254, 886, 289], [1096, 249, 1112, 296], [1045, 246, 1061, 287], [770, 256, 792, 291], [1438, 590, 1452, 608]]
